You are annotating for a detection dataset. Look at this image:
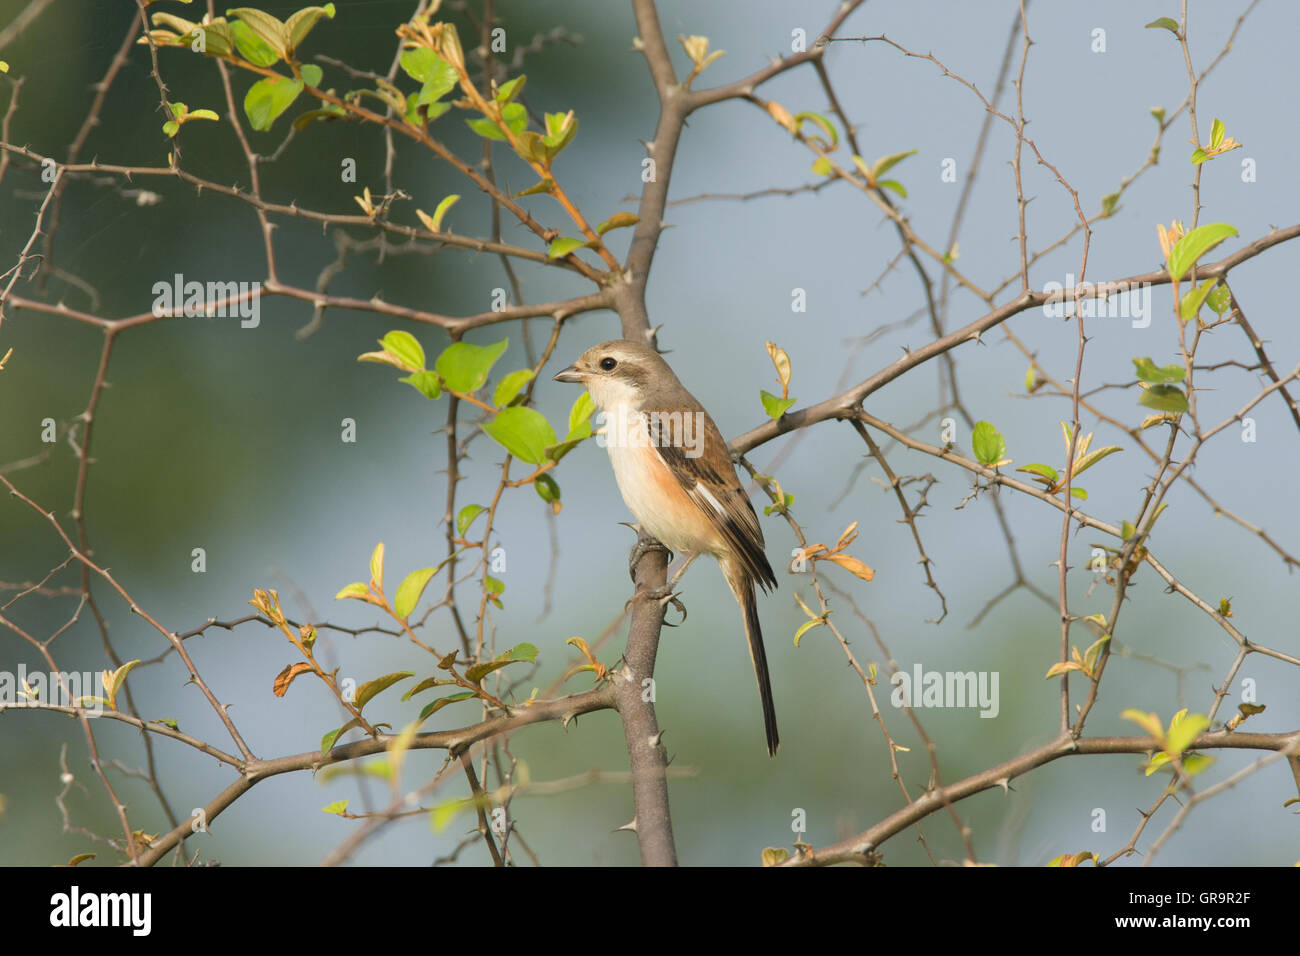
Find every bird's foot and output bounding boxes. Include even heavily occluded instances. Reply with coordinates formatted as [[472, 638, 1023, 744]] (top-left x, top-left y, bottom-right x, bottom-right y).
[[625, 526, 672, 583]]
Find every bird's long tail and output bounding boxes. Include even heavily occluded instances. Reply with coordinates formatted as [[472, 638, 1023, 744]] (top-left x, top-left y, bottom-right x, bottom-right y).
[[722, 558, 779, 756]]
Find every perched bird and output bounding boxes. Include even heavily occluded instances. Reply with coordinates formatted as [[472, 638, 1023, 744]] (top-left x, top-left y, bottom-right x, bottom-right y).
[[554, 340, 780, 755]]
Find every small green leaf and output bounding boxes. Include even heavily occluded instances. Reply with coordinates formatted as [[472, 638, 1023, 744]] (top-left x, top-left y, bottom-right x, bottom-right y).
[[228, 8, 287, 59], [457, 504, 486, 537], [428, 193, 459, 232], [1205, 284, 1232, 314], [285, 4, 335, 53], [354, 671, 414, 712], [1120, 520, 1137, 540], [1132, 357, 1186, 383], [547, 236, 588, 260], [321, 717, 363, 753], [811, 157, 833, 177], [1100, 192, 1120, 216], [534, 473, 561, 503], [794, 111, 838, 148], [435, 339, 509, 393], [1070, 487, 1088, 500], [400, 370, 443, 399], [870, 149, 917, 181], [1178, 277, 1220, 321], [1166, 711, 1211, 756], [493, 368, 535, 407], [1138, 384, 1189, 413], [793, 618, 824, 647], [1016, 463, 1059, 484], [495, 75, 526, 104], [334, 581, 370, 601], [1190, 147, 1210, 165], [543, 433, 588, 464], [1145, 17, 1180, 36], [381, 330, 425, 370], [466, 102, 526, 141], [419, 691, 476, 721], [1073, 445, 1122, 477], [971, 420, 1007, 466], [163, 120, 180, 138], [568, 392, 596, 436], [243, 74, 304, 131], [759, 389, 796, 419], [1210, 118, 1225, 150], [876, 179, 907, 198], [596, 212, 639, 235], [393, 568, 438, 619], [483, 406, 558, 464], [322, 799, 349, 815], [1168, 222, 1238, 281], [300, 63, 322, 88]]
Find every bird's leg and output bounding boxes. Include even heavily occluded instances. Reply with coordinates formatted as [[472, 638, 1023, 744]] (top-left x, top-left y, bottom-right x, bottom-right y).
[[627, 526, 672, 584], [666, 551, 700, 591]]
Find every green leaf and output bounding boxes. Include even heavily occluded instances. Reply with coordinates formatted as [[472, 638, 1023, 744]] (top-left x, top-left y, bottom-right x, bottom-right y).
[[393, 568, 438, 619], [300, 63, 322, 88], [534, 473, 560, 503], [759, 389, 796, 419], [381, 330, 425, 370], [541, 110, 578, 153], [284, 4, 335, 54], [514, 178, 555, 198], [465, 642, 539, 682], [1167, 222, 1238, 281], [1138, 384, 1189, 413], [1070, 487, 1088, 500], [429, 193, 460, 233], [1205, 283, 1232, 314], [794, 111, 837, 148], [870, 149, 917, 181], [1178, 278, 1220, 321], [334, 581, 370, 601], [1145, 17, 1180, 35], [1166, 711, 1211, 756], [466, 102, 526, 141], [483, 406, 557, 464], [243, 74, 304, 131], [971, 420, 1007, 465], [793, 618, 824, 647], [547, 236, 588, 260], [568, 392, 596, 436], [1073, 445, 1122, 477], [597, 212, 639, 235], [163, 120, 180, 138], [187, 108, 220, 123], [493, 369, 535, 407], [1132, 357, 1185, 383], [228, 8, 287, 60], [1016, 463, 1059, 485], [495, 75, 526, 104], [542, 435, 586, 463], [322, 799, 349, 815], [400, 370, 442, 399], [876, 179, 907, 198], [1120, 520, 1137, 540], [456, 504, 486, 537], [1182, 752, 1215, 776], [105, 660, 141, 709], [811, 157, 833, 177], [292, 103, 347, 130], [354, 671, 414, 712], [1190, 147, 1209, 165], [412, 52, 458, 106], [419, 691, 476, 721], [401, 675, 445, 701], [1210, 118, 1225, 150], [1100, 192, 1120, 216], [435, 338, 508, 393]]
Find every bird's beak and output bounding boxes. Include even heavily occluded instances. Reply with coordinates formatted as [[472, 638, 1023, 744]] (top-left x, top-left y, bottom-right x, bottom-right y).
[[553, 364, 585, 383]]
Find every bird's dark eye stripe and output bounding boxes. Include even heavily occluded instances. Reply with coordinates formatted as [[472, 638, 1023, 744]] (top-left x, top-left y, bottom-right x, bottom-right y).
[[599, 357, 617, 371]]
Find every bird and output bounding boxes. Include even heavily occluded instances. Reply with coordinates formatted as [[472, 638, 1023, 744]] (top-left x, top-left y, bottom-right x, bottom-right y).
[[553, 339, 780, 755]]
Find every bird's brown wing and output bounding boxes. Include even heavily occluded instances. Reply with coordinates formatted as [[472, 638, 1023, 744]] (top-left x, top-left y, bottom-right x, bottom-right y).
[[649, 411, 777, 593]]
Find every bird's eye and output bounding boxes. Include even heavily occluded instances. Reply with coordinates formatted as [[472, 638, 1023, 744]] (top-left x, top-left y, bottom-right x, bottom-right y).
[[599, 357, 617, 371]]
